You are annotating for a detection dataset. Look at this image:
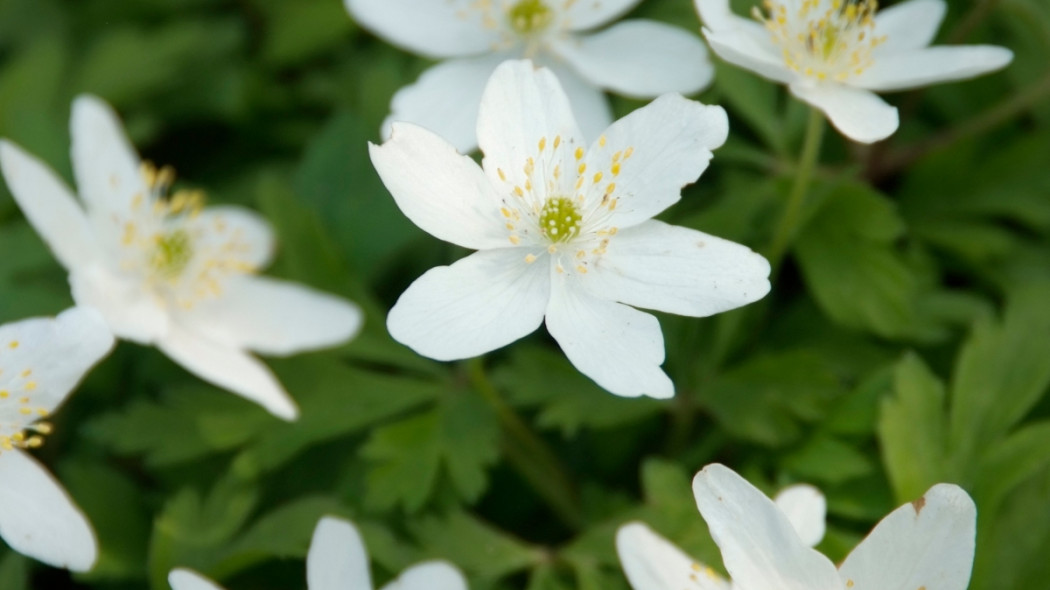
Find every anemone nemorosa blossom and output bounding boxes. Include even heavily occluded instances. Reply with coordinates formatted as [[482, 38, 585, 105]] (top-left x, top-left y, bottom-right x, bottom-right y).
[[618, 482, 826, 590], [618, 464, 977, 590], [695, 0, 1014, 143], [346, 0, 714, 153], [370, 60, 770, 398], [0, 96, 363, 421], [0, 307, 113, 571], [168, 516, 468, 590]]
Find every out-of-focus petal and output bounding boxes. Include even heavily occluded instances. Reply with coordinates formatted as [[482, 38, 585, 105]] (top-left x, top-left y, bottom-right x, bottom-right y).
[[788, 81, 898, 143], [0, 141, 100, 270], [307, 517, 371, 590], [156, 326, 298, 421], [345, 0, 499, 58], [773, 485, 826, 548], [616, 522, 731, 590], [382, 54, 507, 154], [0, 451, 97, 572], [551, 21, 713, 97], [838, 484, 976, 590]]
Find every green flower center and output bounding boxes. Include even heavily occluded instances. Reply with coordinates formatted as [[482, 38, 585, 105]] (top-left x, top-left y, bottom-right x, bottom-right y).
[[508, 0, 554, 36], [539, 197, 582, 243], [151, 229, 194, 279]]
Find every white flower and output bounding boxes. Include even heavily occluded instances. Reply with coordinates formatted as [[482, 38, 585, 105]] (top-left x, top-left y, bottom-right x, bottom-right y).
[[370, 60, 770, 398], [621, 463, 976, 590], [168, 516, 468, 590], [346, 0, 715, 153], [695, 0, 1014, 143], [0, 96, 364, 421], [618, 483, 826, 590], [0, 306, 114, 571]]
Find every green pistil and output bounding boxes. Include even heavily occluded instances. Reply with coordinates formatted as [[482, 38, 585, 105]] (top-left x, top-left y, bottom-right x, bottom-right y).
[[151, 229, 193, 279], [509, 0, 554, 35], [539, 197, 582, 243]]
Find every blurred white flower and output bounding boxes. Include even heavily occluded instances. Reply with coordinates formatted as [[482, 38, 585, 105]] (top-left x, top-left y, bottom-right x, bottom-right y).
[[168, 516, 468, 590], [346, 0, 715, 152], [695, 0, 1014, 143], [370, 60, 770, 398], [643, 464, 976, 590], [0, 306, 113, 572], [618, 483, 826, 590], [0, 96, 364, 421]]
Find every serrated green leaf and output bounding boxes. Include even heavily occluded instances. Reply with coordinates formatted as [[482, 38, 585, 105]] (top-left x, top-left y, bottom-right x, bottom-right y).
[[495, 347, 663, 436], [362, 392, 498, 511], [878, 353, 949, 501], [412, 511, 540, 582]]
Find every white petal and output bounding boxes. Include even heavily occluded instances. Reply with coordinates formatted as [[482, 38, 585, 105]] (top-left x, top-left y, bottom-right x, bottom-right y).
[[789, 82, 898, 144], [70, 264, 170, 344], [545, 277, 672, 398], [563, 0, 643, 31], [168, 569, 226, 590], [156, 327, 298, 421], [838, 484, 976, 590], [307, 517, 371, 590], [0, 306, 114, 430], [551, 21, 713, 98], [345, 0, 498, 58], [873, 0, 946, 54], [853, 46, 1014, 92], [369, 122, 508, 251], [0, 141, 100, 270], [382, 54, 506, 155], [695, 0, 795, 84], [0, 451, 97, 572], [616, 522, 731, 590], [692, 464, 842, 590], [543, 62, 614, 145], [176, 276, 362, 357], [477, 60, 585, 196], [583, 94, 728, 228], [379, 561, 468, 590], [586, 220, 770, 317], [70, 95, 149, 220], [188, 206, 276, 271], [773, 485, 826, 548], [388, 248, 550, 361]]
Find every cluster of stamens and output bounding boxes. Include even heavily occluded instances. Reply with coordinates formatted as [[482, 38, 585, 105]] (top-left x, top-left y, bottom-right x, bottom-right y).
[[118, 162, 258, 309], [0, 342, 52, 453], [754, 0, 887, 81], [468, 0, 575, 54], [495, 133, 633, 275]]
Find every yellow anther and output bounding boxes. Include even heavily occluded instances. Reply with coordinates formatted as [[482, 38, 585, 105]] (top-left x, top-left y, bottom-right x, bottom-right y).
[[574, 147, 584, 160]]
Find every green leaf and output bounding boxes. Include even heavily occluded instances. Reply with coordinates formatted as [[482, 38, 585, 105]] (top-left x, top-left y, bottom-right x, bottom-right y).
[[84, 383, 273, 467], [877, 353, 949, 501], [700, 349, 844, 447], [57, 459, 150, 581], [795, 181, 946, 341], [233, 357, 441, 476], [412, 511, 540, 582], [949, 283, 1050, 457], [362, 392, 499, 510], [495, 346, 663, 436], [213, 496, 350, 578], [0, 552, 29, 590], [783, 434, 875, 485], [294, 111, 417, 281], [975, 421, 1050, 516]]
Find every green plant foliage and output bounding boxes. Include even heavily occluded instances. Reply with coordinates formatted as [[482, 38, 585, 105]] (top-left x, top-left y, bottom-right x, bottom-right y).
[[0, 0, 1047, 589]]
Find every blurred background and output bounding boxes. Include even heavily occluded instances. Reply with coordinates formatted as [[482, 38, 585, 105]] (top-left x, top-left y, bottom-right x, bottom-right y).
[[0, 0, 1048, 588]]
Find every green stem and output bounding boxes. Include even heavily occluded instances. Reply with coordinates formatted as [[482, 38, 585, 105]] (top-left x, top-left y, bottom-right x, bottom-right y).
[[466, 358, 583, 531], [768, 108, 825, 266]]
